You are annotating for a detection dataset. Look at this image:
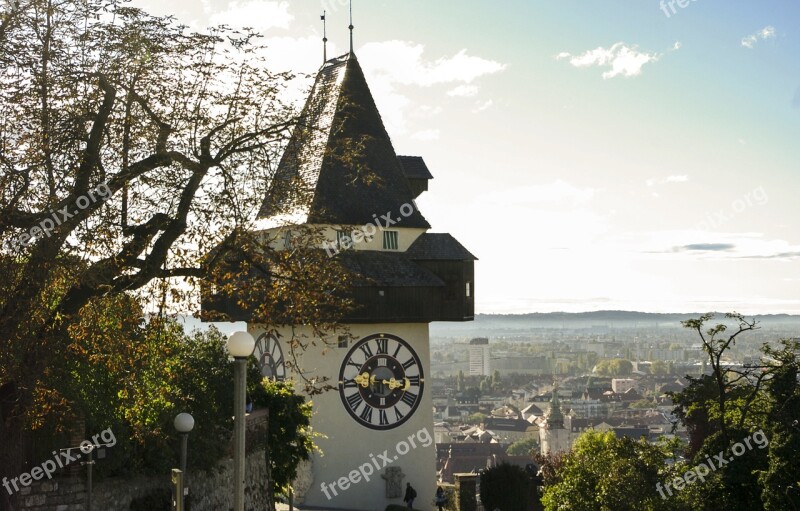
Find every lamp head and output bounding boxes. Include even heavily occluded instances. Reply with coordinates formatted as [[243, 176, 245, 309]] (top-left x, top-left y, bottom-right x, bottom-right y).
[[174, 412, 195, 433], [227, 331, 256, 358]]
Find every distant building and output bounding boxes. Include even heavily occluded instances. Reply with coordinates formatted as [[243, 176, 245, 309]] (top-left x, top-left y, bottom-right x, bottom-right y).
[[539, 386, 570, 454], [484, 417, 539, 444], [469, 337, 491, 376], [612, 378, 637, 393]]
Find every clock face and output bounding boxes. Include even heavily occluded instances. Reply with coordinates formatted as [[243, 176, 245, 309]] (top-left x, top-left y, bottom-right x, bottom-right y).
[[255, 332, 286, 381], [338, 333, 424, 430]]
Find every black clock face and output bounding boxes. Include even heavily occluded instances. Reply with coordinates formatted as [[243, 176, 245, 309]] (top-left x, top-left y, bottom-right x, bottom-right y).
[[338, 333, 424, 430], [255, 332, 286, 381]]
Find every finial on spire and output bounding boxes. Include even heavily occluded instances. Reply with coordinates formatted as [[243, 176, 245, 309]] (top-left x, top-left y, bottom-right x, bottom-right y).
[[321, 10, 328, 62], [349, 0, 354, 54]]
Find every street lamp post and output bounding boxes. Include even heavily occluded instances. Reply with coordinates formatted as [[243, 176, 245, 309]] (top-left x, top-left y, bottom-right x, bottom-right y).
[[174, 412, 195, 509], [227, 331, 256, 511]]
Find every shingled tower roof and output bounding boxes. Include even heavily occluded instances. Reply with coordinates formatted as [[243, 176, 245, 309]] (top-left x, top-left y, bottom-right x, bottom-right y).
[[259, 53, 430, 228]]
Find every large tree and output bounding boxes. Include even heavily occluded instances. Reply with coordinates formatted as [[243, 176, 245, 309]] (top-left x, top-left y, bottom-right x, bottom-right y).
[[0, 0, 352, 502], [540, 430, 680, 511], [670, 314, 799, 511]]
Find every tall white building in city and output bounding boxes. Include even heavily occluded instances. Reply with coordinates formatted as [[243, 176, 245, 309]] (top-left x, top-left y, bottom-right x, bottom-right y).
[[469, 337, 491, 376]]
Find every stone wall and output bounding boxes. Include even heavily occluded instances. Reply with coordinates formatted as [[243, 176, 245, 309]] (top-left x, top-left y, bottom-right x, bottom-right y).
[[15, 410, 271, 511], [15, 449, 267, 511]]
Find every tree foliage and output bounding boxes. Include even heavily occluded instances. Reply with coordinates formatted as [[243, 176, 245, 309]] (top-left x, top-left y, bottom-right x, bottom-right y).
[[668, 314, 800, 511], [0, 0, 354, 493], [507, 435, 540, 456], [480, 463, 534, 511], [251, 379, 314, 496], [650, 360, 669, 375], [540, 431, 678, 511], [594, 358, 633, 376]]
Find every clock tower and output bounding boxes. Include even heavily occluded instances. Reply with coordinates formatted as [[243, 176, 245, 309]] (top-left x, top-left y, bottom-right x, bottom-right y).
[[209, 50, 476, 510]]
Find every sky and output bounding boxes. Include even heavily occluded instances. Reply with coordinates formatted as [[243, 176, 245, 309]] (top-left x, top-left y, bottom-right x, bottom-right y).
[[128, 0, 800, 315]]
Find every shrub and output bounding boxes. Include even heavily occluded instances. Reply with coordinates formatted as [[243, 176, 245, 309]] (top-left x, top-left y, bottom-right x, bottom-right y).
[[480, 463, 534, 511]]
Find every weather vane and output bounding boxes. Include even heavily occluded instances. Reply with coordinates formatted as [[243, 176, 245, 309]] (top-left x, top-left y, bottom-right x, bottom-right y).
[[321, 10, 328, 62], [349, 0, 354, 54]]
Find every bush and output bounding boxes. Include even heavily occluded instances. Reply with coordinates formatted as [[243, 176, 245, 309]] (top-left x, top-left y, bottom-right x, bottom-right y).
[[480, 463, 534, 511]]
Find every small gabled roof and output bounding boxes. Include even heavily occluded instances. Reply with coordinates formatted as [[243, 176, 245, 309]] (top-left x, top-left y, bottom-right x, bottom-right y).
[[259, 54, 430, 229], [405, 233, 478, 261], [522, 403, 544, 416], [397, 156, 434, 180]]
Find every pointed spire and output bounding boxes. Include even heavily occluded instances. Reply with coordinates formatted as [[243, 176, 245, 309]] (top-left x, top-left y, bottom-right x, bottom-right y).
[[348, 0, 354, 54], [547, 379, 564, 429], [321, 10, 328, 62]]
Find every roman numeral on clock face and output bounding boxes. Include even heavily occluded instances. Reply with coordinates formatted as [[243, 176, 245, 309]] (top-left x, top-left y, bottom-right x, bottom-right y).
[[346, 392, 363, 411], [402, 358, 417, 370], [379, 409, 389, 426], [376, 338, 389, 354], [359, 405, 373, 423], [358, 343, 374, 358], [401, 391, 417, 407]]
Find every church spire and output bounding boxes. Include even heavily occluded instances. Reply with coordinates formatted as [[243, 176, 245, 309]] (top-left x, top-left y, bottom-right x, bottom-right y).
[[547, 381, 564, 429]]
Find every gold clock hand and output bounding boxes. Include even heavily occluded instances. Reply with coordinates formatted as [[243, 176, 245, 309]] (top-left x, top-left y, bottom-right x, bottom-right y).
[[354, 372, 371, 388], [381, 378, 406, 390]]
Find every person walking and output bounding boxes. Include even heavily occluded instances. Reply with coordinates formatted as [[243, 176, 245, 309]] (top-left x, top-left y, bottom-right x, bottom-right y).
[[403, 482, 417, 509], [435, 486, 446, 511]]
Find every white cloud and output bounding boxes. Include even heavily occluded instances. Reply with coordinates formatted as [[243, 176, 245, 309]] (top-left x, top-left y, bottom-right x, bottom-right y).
[[356, 41, 506, 134], [414, 105, 444, 117], [411, 129, 440, 141], [556, 43, 662, 79], [472, 99, 494, 113], [209, 1, 293, 32], [646, 175, 689, 187], [262, 35, 338, 73], [447, 85, 480, 97], [359, 41, 506, 87], [741, 26, 776, 49]]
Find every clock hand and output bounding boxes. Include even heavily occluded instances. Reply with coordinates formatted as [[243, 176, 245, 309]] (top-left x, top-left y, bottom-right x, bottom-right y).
[[354, 372, 371, 388], [380, 378, 407, 390]]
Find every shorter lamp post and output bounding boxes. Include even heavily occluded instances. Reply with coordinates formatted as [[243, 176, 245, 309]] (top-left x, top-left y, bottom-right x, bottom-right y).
[[174, 412, 195, 508], [227, 331, 256, 511]]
